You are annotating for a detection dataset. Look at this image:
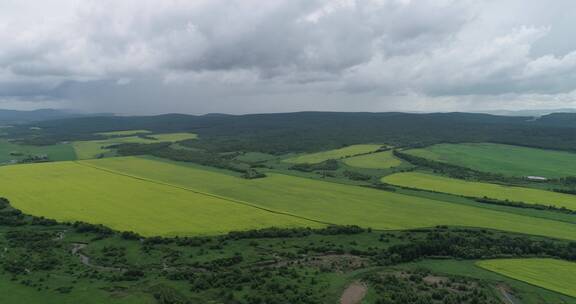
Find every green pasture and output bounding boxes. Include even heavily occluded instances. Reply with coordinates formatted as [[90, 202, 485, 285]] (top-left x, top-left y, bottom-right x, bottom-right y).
[[235, 152, 277, 163], [79, 157, 576, 240], [0, 274, 153, 304], [284, 144, 383, 164], [3, 155, 576, 238], [383, 172, 576, 210], [343, 150, 401, 169], [97, 129, 151, 137], [0, 139, 75, 163], [411, 259, 575, 303], [151, 133, 197, 142], [405, 143, 576, 178], [73, 132, 197, 159], [0, 161, 314, 236], [73, 137, 148, 159], [477, 258, 576, 298]]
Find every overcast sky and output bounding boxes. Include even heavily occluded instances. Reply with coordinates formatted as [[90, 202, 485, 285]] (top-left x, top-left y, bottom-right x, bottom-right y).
[[1, 0, 576, 114]]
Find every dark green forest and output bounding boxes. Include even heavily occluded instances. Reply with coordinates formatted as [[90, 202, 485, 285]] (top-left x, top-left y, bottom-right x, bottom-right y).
[[8, 112, 576, 153]]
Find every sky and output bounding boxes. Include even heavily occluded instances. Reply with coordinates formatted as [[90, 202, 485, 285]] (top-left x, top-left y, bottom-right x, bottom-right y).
[[1, 0, 576, 115]]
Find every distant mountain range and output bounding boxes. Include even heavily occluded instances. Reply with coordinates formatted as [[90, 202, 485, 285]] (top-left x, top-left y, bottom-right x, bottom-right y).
[[0, 109, 112, 124], [1, 108, 574, 125], [477, 108, 576, 116]]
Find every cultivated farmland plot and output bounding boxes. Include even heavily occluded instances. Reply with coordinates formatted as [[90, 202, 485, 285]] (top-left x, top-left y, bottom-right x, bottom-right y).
[[477, 258, 576, 298], [73, 132, 197, 159], [343, 150, 402, 169], [0, 139, 75, 164], [405, 143, 576, 178], [97, 129, 152, 136], [383, 172, 576, 210], [284, 144, 383, 164], [0, 161, 316, 236], [2, 157, 576, 240]]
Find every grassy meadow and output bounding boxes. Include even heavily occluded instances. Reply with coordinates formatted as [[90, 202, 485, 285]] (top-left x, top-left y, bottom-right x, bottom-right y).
[[412, 259, 576, 303], [72, 157, 576, 240], [405, 143, 576, 178], [73, 137, 150, 159], [234, 152, 277, 163], [383, 172, 576, 210], [73, 132, 197, 159], [2, 148, 576, 238], [477, 258, 576, 298], [0, 139, 76, 163], [342, 150, 402, 169], [97, 129, 151, 137], [150, 133, 198, 142], [284, 144, 383, 164], [0, 274, 154, 304], [0, 161, 316, 236]]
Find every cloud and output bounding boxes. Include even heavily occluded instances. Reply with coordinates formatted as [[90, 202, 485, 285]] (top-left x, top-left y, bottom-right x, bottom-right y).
[[0, 0, 576, 114]]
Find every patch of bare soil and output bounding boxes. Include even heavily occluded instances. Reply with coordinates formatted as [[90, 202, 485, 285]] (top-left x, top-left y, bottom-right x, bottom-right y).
[[340, 281, 367, 304]]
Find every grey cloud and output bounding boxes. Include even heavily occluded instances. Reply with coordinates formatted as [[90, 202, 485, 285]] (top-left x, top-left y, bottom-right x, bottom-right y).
[[0, 0, 576, 114]]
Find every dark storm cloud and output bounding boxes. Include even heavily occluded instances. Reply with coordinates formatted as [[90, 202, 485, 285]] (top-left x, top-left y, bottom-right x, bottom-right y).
[[0, 0, 576, 113]]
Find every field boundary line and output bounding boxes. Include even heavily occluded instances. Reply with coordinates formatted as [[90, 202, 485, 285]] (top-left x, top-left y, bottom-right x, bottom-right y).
[[73, 160, 332, 226]]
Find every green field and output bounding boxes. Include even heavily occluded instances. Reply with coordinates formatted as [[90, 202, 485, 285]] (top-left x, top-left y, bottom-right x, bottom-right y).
[[0, 161, 315, 236], [0, 139, 76, 163], [60, 157, 576, 240], [234, 152, 277, 163], [73, 137, 150, 159], [3, 156, 576, 238], [383, 172, 576, 210], [97, 129, 151, 136], [477, 259, 576, 298], [410, 259, 575, 303], [405, 143, 576, 178], [73, 133, 197, 159], [151, 133, 198, 142], [0, 274, 153, 304], [343, 150, 401, 169], [284, 144, 383, 164]]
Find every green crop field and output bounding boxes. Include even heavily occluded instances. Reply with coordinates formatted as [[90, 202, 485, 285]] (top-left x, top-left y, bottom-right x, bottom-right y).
[[73, 137, 150, 159], [97, 130, 151, 136], [477, 259, 576, 298], [284, 144, 383, 164], [343, 150, 401, 169], [0, 161, 315, 236], [73, 133, 197, 159], [150, 133, 198, 142], [383, 172, 576, 210], [405, 143, 576, 178], [72, 157, 576, 240], [3, 156, 576, 239], [410, 259, 575, 303], [0, 139, 76, 163]]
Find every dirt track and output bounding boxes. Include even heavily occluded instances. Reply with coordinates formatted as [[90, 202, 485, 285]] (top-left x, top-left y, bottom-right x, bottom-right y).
[[340, 281, 367, 304]]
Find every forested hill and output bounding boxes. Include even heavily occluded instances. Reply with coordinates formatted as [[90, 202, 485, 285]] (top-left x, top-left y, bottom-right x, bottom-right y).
[[533, 113, 576, 128], [0, 109, 109, 124], [9, 111, 576, 153]]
